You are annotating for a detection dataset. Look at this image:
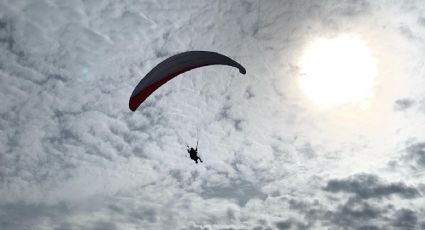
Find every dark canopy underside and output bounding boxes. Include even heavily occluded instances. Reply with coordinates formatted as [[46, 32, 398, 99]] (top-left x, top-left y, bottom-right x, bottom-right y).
[[129, 51, 246, 111]]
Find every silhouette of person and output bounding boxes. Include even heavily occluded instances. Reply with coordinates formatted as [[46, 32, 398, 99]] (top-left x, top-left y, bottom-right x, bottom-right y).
[[187, 146, 203, 164]]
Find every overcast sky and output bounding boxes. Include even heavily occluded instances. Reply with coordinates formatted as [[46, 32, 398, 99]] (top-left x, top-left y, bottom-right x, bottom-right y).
[[1, 0, 425, 229]]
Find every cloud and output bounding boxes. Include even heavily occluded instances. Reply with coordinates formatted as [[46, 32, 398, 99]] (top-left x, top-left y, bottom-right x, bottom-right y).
[[316, 174, 423, 229], [0, 202, 71, 230], [200, 179, 267, 207], [419, 17, 425, 27], [216, 103, 245, 132], [324, 174, 419, 199], [404, 142, 425, 168], [394, 98, 415, 111], [275, 218, 309, 230], [392, 209, 418, 229], [325, 199, 384, 229], [329, 0, 371, 16], [2, 0, 425, 229]]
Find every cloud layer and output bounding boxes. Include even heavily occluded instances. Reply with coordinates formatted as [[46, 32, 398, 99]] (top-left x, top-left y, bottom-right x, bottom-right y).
[[1, 0, 425, 229]]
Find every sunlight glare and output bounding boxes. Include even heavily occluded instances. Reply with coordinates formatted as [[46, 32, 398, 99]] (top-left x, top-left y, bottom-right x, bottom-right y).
[[299, 35, 378, 108]]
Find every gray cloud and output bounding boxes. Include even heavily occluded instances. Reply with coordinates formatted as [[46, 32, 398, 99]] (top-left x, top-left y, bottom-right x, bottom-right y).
[[0, 202, 71, 230], [404, 142, 425, 168], [217, 103, 245, 132], [316, 173, 423, 229], [419, 17, 425, 27], [284, 195, 385, 229], [275, 218, 309, 230], [392, 209, 418, 229], [275, 220, 292, 230], [330, 0, 371, 16], [284, 194, 424, 229], [394, 98, 415, 111], [244, 86, 255, 100], [200, 179, 267, 207], [325, 199, 384, 229], [324, 174, 419, 199]]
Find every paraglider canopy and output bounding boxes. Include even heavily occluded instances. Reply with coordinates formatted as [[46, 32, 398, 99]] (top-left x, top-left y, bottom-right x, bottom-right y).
[[129, 51, 246, 111]]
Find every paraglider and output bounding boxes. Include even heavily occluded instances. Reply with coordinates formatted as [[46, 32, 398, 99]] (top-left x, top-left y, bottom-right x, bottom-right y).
[[128, 51, 246, 164], [129, 51, 246, 111], [186, 141, 202, 164]]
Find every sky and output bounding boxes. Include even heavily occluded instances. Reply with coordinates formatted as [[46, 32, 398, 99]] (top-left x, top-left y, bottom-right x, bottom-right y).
[[1, 0, 425, 229]]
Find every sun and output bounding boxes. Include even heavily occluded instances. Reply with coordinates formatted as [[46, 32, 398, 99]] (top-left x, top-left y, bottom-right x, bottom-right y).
[[298, 35, 378, 108]]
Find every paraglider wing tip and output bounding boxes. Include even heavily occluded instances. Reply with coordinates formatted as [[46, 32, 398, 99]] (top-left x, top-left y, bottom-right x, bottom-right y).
[[129, 97, 139, 112], [239, 67, 246, 75], [129, 104, 136, 112]]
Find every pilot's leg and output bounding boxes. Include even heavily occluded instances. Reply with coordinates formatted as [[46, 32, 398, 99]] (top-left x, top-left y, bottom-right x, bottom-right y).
[[198, 157, 203, 163]]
